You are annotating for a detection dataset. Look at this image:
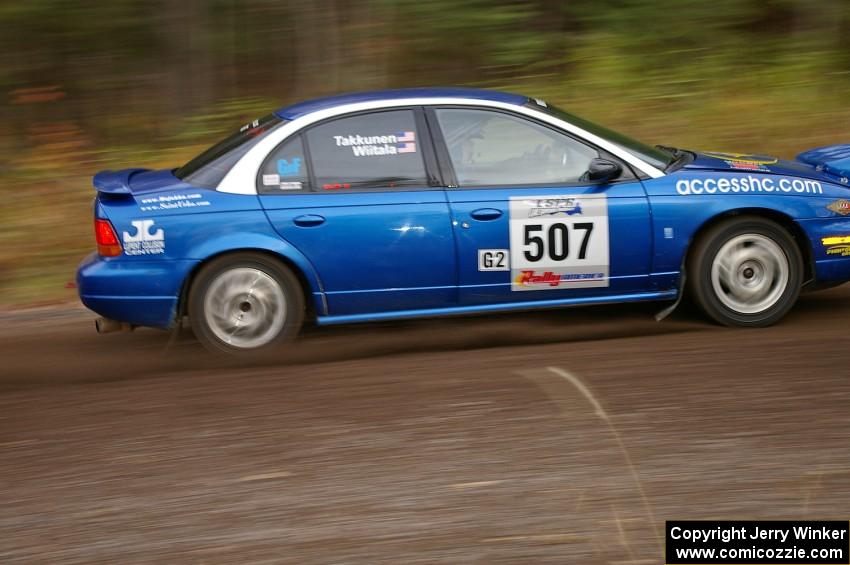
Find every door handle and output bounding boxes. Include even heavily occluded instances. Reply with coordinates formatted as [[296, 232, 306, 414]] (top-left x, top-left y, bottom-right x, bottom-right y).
[[293, 214, 326, 227], [470, 208, 503, 221]]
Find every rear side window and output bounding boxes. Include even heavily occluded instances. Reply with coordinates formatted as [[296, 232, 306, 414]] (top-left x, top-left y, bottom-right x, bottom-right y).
[[305, 110, 427, 190], [176, 114, 284, 188], [258, 135, 309, 193], [435, 108, 599, 187]]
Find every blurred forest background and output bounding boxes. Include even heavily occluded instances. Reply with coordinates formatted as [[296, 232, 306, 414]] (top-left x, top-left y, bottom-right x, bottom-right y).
[[2, 0, 850, 305]]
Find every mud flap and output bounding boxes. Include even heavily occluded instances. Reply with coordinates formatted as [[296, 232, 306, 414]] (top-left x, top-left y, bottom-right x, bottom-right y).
[[655, 271, 686, 322]]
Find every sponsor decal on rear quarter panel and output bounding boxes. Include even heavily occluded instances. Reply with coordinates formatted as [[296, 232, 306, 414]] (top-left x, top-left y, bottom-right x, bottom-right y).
[[122, 219, 165, 256]]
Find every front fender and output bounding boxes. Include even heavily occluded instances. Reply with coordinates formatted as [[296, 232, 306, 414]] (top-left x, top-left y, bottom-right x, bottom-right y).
[[644, 171, 849, 287]]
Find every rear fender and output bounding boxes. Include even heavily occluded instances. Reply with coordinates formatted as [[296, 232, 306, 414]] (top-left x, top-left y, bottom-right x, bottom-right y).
[[185, 230, 327, 316]]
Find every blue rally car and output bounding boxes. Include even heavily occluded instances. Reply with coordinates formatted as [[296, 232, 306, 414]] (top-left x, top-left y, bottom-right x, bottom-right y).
[[77, 87, 850, 353]]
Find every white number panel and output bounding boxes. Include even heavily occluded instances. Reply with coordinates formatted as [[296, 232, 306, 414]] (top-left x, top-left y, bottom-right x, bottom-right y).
[[508, 194, 609, 291]]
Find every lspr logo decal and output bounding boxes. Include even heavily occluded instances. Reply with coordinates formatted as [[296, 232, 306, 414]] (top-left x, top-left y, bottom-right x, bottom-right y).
[[123, 219, 165, 256], [527, 198, 583, 218]]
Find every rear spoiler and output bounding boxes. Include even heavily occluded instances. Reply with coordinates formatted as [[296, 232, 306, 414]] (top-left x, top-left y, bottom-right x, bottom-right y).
[[796, 145, 850, 181], [92, 168, 149, 196]]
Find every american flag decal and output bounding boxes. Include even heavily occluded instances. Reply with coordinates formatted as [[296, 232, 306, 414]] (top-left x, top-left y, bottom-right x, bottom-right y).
[[396, 131, 415, 142], [397, 142, 416, 154]]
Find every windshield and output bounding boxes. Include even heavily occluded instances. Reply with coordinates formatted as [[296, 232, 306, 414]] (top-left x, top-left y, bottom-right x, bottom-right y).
[[175, 114, 285, 188], [526, 101, 673, 171]]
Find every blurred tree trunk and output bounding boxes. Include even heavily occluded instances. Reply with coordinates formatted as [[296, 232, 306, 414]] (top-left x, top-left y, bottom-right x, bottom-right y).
[[160, 0, 214, 115], [292, 0, 342, 97]]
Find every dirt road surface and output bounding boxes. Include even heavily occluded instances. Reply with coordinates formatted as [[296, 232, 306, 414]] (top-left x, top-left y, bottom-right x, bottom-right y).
[[1, 289, 849, 563]]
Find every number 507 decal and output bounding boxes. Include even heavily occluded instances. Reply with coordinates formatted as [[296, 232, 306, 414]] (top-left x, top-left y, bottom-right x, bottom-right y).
[[509, 194, 609, 291]]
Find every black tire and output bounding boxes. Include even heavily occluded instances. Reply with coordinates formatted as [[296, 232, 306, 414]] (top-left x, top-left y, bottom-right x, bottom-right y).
[[188, 253, 304, 355], [686, 216, 803, 327]]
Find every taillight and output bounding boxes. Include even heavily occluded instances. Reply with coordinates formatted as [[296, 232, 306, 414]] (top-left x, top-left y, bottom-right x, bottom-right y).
[[94, 219, 122, 257]]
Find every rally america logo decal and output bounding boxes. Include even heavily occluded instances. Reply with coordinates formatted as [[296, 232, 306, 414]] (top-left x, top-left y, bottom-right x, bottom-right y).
[[123, 219, 165, 255]]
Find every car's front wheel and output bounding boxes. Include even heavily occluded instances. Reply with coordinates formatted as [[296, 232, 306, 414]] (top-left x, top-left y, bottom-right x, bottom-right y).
[[687, 216, 803, 327], [188, 253, 304, 354]]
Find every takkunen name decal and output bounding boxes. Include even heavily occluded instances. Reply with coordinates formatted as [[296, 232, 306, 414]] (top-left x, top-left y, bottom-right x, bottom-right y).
[[675, 176, 823, 195], [333, 131, 416, 157]]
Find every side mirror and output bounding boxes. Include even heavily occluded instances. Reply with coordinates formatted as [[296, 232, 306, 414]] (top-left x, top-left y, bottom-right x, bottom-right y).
[[585, 158, 622, 184]]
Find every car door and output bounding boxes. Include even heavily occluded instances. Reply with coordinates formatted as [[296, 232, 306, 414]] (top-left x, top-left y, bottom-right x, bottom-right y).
[[259, 108, 457, 316], [429, 106, 652, 305]]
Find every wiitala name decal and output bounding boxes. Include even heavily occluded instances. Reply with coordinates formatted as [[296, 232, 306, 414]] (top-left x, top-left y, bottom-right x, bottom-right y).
[[676, 175, 823, 195], [333, 131, 416, 157]]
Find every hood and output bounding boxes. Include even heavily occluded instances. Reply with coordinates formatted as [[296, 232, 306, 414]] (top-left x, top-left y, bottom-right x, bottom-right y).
[[682, 151, 836, 184]]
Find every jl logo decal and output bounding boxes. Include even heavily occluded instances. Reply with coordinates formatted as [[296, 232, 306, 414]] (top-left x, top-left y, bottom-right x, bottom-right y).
[[123, 219, 165, 255]]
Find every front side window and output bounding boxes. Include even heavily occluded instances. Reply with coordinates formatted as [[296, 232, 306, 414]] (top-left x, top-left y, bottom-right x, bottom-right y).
[[305, 110, 428, 190], [528, 101, 673, 171], [176, 114, 284, 188], [435, 108, 599, 187]]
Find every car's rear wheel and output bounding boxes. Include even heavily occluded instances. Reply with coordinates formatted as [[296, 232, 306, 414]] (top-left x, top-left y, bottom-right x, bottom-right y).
[[687, 216, 803, 327], [189, 253, 304, 354]]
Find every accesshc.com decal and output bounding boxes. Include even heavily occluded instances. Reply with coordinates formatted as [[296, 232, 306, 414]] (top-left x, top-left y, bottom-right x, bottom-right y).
[[676, 176, 823, 195]]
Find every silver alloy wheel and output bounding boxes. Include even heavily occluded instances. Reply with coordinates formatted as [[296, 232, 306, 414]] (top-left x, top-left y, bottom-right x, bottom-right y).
[[203, 267, 286, 349], [710, 233, 789, 314]]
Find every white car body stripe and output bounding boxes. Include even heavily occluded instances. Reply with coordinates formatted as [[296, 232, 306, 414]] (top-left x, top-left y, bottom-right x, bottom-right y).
[[217, 98, 665, 195]]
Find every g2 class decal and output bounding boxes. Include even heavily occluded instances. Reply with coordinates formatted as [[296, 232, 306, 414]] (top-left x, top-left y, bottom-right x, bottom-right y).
[[509, 194, 609, 291], [478, 249, 509, 271]]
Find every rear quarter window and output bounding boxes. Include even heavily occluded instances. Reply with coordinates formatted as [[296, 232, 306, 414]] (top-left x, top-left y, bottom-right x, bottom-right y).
[[258, 135, 309, 194]]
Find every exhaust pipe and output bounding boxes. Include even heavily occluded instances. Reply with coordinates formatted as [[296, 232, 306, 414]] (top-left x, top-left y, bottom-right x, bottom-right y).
[[94, 317, 133, 334]]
